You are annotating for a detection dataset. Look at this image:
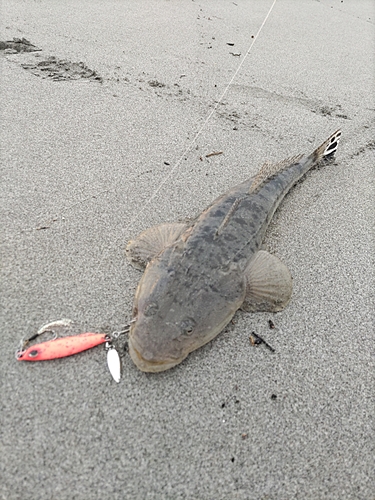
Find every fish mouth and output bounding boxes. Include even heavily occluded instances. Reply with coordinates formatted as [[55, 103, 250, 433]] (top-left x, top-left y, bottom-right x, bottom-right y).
[[128, 336, 185, 373]]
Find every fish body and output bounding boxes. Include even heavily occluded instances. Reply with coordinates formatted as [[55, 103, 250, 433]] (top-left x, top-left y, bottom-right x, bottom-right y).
[[126, 130, 341, 372], [17, 332, 108, 361]]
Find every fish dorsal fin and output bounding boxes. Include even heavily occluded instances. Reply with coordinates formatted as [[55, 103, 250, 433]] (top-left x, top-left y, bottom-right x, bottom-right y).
[[249, 154, 303, 194]]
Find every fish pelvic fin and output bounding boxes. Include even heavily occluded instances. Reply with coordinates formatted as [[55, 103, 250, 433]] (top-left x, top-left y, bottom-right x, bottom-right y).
[[249, 154, 303, 194], [126, 222, 187, 270], [241, 250, 293, 312], [310, 129, 342, 163]]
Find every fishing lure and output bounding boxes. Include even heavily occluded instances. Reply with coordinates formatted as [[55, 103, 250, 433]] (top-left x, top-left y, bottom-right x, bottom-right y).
[[17, 331, 109, 361], [16, 319, 131, 383]]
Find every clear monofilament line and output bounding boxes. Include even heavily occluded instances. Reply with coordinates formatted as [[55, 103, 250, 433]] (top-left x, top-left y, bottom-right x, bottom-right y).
[[126, 0, 278, 232], [95, 0, 277, 274]]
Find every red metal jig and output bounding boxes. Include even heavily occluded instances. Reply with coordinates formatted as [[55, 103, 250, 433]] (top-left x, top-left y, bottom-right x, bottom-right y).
[[17, 331, 109, 361]]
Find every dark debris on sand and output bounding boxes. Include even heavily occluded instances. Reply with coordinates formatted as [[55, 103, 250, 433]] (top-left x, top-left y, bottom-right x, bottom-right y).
[[21, 57, 103, 82], [0, 37, 41, 53]]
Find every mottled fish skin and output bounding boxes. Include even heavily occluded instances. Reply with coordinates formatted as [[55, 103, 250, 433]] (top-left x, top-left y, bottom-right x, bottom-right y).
[[128, 131, 341, 372]]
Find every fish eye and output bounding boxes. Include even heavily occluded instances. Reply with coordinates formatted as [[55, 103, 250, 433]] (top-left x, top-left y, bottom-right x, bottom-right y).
[[28, 350, 39, 358], [144, 302, 159, 317], [180, 318, 196, 335]]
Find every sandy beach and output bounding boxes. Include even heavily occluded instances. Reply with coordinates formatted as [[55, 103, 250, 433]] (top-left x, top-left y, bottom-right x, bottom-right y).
[[1, 1, 374, 499]]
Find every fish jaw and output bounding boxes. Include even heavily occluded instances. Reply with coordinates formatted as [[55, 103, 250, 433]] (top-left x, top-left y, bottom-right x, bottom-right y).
[[127, 312, 193, 373], [128, 267, 245, 372], [128, 310, 236, 372], [128, 333, 187, 373]]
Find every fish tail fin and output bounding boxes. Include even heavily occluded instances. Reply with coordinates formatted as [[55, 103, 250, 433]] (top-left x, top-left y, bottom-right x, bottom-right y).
[[310, 129, 342, 163]]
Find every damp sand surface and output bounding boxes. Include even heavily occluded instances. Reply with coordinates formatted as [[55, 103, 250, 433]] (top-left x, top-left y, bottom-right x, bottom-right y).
[[1, 1, 374, 499]]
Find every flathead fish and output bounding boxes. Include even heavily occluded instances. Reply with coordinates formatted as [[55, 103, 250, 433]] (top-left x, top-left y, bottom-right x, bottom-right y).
[[126, 130, 341, 372]]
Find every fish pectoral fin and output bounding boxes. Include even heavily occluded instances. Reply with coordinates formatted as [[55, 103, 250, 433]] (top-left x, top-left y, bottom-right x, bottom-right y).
[[125, 222, 188, 270], [241, 250, 293, 312]]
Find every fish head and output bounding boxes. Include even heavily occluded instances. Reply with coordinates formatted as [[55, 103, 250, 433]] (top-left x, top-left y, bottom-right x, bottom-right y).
[[128, 255, 245, 372]]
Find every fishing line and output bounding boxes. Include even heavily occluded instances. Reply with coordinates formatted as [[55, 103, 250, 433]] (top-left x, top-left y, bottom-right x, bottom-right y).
[[27, 1, 278, 368], [95, 0, 277, 273], [126, 0, 278, 232]]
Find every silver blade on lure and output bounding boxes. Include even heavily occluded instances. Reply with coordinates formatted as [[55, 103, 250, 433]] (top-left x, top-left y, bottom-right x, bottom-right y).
[[106, 342, 121, 383]]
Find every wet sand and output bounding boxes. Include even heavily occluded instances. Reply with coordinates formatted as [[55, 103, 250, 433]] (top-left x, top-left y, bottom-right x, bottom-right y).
[[1, 1, 374, 499]]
